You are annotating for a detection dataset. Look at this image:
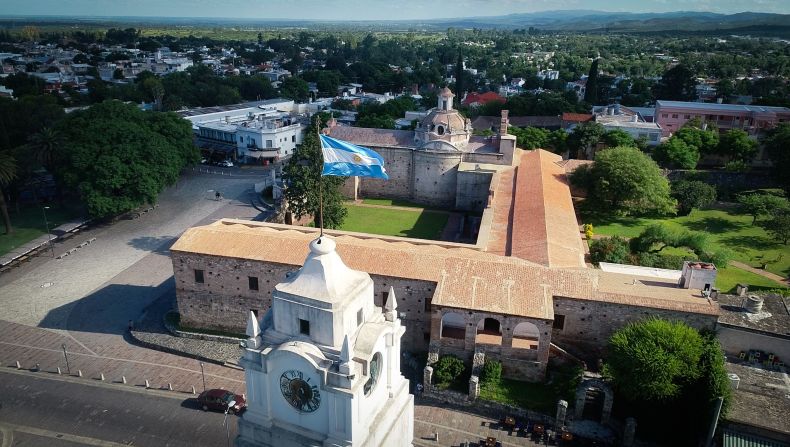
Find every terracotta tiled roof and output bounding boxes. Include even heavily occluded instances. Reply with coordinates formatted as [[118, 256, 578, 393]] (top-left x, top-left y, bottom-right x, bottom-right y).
[[171, 219, 719, 318], [556, 159, 594, 175], [561, 113, 594, 123], [327, 126, 415, 148], [462, 92, 506, 106], [510, 150, 586, 269]]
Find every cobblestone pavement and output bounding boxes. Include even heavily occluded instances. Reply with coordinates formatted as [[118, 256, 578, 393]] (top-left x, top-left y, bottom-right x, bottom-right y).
[[414, 399, 546, 447], [0, 171, 268, 395]]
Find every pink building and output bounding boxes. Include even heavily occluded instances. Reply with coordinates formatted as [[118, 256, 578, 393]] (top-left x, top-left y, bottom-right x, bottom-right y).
[[656, 100, 790, 137]]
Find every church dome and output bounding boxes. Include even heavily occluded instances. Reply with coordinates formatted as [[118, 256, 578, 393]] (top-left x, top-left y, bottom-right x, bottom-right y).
[[419, 109, 467, 136]]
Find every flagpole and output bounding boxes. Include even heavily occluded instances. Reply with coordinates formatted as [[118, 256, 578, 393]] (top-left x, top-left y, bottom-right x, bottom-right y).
[[316, 116, 324, 240]]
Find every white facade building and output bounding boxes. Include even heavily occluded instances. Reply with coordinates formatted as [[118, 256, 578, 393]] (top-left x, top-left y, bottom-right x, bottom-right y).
[[236, 237, 414, 447]]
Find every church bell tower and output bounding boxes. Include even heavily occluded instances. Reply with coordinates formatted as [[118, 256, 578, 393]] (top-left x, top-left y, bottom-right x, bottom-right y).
[[236, 236, 414, 447]]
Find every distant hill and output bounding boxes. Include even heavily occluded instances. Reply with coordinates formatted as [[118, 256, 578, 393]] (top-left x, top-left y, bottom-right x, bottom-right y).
[[429, 10, 790, 33], [2, 10, 790, 35]]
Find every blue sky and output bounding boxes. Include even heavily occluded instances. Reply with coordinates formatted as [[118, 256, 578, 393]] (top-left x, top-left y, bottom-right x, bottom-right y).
[[3, 0, 789, 20]]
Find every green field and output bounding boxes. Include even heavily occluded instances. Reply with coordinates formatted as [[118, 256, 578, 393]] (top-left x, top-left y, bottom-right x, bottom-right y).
[[361, 198, 425, 208], [0, 204, 84, 257], [581, 206, 790, 292], [339, 204, 448, 240]]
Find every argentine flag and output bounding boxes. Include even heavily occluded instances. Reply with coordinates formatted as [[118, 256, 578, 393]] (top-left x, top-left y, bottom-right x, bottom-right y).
[[320, 134, 389, 180]]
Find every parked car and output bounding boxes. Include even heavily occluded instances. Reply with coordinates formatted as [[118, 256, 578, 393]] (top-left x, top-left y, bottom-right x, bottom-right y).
[[197, 388, 246, 413], [200, 158, 207, 164], [217, 160, 234, 167]]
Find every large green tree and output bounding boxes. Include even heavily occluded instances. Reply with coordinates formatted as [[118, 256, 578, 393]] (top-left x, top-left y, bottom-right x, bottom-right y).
[[604, 318, 704, 401], [671, 180, 716, 216], [653, 137, 699, 169], [737, 192, 789, 225], [653, 64, 697, 101], [604, 319, 731, 441], [283, 118, 347, 229], [0, 150, 17, 234], [573, 146, 676, 215], [762, 123, 790, 194], [55, 101, 197, 218], [717, 129, 758, 163], [584, 59, 599, 104]]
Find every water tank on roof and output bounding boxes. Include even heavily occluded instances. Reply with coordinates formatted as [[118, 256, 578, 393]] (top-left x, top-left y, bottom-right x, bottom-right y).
[[745, 295, 764, 313]]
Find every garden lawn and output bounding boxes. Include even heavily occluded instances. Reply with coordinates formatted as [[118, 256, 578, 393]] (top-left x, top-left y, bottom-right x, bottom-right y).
[[479, 378, 557, 414], [361, 198, 425, 208], [582, 207, 790, 280], [0, 204, 84, 257], [340, 204, 448, 240]]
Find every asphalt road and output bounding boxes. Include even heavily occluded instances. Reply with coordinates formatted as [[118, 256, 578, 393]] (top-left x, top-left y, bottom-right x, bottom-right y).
[[0, 368, 239, 447]]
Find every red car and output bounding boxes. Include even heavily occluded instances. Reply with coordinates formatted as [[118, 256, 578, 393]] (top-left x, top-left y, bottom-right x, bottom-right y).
[[197, 388, 246, 413]]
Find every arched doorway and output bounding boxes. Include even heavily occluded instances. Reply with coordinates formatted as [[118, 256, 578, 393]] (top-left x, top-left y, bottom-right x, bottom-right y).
[[574, 378, 614, 424], [512, 322, 540, 350], [475, 318, 502, 345], [440, 312, 465, 340]]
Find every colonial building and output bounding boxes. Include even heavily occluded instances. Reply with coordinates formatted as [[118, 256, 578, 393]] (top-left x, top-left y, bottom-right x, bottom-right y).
[[328, 88, 517, 211], [236, 236, 413, 447], [170, 148, 720, 382]]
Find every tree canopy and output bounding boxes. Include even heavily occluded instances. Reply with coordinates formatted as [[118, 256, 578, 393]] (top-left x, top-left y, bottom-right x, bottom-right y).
[[55, 101, 198, 218], [653, 64, 697, 101], [572, 146, 676, 216], [603, 319, 731, 440], [671, 180, 716, 216], [762, 123, 790, 194]]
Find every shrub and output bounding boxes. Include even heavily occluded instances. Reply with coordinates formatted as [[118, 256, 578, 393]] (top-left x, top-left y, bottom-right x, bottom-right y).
[[671, 180, 717, 216], [583, 223, 594, 240], [480, 360, 502, 385], [589, 236, 630, 264], [433, 355, 466, 386], [636, 253, 692, 270]]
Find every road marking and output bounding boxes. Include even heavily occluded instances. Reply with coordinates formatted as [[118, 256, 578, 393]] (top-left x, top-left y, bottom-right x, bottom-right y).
[[0, 341, 243, 383], [0, 424, 12, 447], [0, 367, 187, 400], [0, 422, 131, 447]]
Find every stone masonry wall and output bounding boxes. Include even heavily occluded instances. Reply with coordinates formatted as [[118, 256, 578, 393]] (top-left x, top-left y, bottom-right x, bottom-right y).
[[412, 151, 463, 208], [172, 252, 435, 353], [358, 147, 413, 200], [551, 296, 719, 361]]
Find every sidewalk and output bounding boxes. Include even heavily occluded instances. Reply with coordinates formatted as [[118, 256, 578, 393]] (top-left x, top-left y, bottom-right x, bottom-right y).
[[729, 260, 789, 286], [0, 320, 245, 395]]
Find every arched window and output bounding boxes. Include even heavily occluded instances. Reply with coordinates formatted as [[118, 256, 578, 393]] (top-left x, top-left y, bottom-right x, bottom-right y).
[[512, 321, 540, 350], [440, 312, 465, 340], [475, 317, 502, 345]]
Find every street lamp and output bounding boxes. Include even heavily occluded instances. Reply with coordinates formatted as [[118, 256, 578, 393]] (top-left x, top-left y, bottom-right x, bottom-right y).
[[224, 399, 237, 447], [42, 206, 55, 257], [61, 343, 71, 374], [200, 361, 206, 392]]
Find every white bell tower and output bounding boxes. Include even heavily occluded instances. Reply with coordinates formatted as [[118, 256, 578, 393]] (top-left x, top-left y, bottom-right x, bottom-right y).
[[236, 237, 414, 447]]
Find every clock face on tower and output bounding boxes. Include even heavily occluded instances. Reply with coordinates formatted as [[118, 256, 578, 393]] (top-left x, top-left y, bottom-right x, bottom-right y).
[[280, 370, 321, 412]]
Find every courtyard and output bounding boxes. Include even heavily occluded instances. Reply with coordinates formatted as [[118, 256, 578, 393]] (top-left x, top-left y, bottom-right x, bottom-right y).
[[338, 200, 451, 241]]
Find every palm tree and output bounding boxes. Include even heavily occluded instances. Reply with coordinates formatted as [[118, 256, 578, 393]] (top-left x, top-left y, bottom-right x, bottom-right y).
[[0, 150, 17, 235], [28, 126, 62, 171]]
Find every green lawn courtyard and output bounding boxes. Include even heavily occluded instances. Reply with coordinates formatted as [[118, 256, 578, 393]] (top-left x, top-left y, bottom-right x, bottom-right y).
[[580, 206, 790, 293], [338, 203, 449, 240], [0, 203, 85, 257]]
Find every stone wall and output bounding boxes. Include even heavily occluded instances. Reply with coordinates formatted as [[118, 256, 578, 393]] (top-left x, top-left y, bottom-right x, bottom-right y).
[[717, 325, 790, 361], [430, 307, 552, 382], [456, 170, 493, 212], [172, 252, 435, 353], [358, 147, 414, 200], [412, 151, 463, 208], [551, 296, 719, 361]]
